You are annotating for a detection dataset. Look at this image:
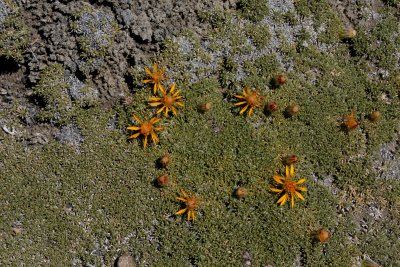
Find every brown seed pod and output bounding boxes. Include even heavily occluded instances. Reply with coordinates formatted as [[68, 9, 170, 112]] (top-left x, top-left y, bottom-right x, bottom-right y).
[[199, 102, 212, 113], [270, 74, 287, 88], [283, 155, 298, 165], [343, 112, 358, 130], [235, 187, 248, 199], [275, 74, 287, 85], [317, 228, 330, 243], [285, 104, 300, 117], [158, 154, 171, 168], [266, 101, 278, 112], [156, 174, 169, 187], [369, 111, 381, 122]]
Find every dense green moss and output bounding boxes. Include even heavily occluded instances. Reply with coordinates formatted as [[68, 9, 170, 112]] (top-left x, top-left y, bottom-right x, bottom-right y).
[[33, 64, 73, 125], [237, 0, 268, 23], [1, 1, 400, 266]]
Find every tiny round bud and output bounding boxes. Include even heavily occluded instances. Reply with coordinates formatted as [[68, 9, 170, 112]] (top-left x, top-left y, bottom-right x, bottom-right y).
[[285, 104, 300, 116], [317, 228, 330, 243], [267, 101, 278, 112], [341, 28, 357, 39], [343, 112, 358, 130], [158, 154, 171, 168], [156, 174, 169, 187], [283, 155, 298, 165], [369, 111, 381, 122], [235, 187, 248, 199], [275, 74, 287, 86], [199, 102, 212, 113]]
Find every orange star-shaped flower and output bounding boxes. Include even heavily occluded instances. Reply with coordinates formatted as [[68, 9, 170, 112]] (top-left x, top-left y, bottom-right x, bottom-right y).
[[270, 164, 307, 208], [234, 87, 264, 116], [127, 114, 162, 148], [149, 83, 184, 116], [143, 63, 167, 94], [175, 189, 198, 222]]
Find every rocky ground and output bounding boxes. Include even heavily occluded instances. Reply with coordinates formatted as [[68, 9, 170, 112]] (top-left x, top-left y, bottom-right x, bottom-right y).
[[1, 0, 236, 145]]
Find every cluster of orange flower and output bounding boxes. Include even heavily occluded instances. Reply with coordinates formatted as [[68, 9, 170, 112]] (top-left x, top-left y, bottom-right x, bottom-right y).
[[233, 75, 381, 132], [173, 161, 307, 222], [127, 64, 184, 148], [233, 74, 286, 117], [127, 67, 382, 223]]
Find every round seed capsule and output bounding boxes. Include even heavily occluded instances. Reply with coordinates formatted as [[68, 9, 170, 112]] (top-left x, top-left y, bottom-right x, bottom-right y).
[[199, 102, 212, 113], [369, 111, 381, 122], [318, 228, 330, 243], [235, 187, 248, 199], [283, 155, 298, 165], [285, 104, 300, 117], [267, 101, 278, 112], [158, 154, 171, 168], [156, 174, 169, 187]]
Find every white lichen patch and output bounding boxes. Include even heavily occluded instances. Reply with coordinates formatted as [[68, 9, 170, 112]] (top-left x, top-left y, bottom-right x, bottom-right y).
[[168, 3, 339, 86], [0, 0, 12, 29], [372, 131, 400, 180], [55, 124, 84, 146], [67, 74, 98, 106]]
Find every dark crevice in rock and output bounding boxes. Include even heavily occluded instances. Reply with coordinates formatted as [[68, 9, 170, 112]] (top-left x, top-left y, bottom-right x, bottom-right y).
[[0, 56, 20, 74]]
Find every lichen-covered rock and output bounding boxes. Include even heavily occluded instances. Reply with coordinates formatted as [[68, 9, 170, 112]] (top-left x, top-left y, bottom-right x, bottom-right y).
[[66, 74, 99, 107], [0, 0, 12, 28], [70, 4, 119, 75], [0, 0, 30, 61], [55, 124, 84, 146], [33, 64, 99, 125], [33, 64, 72, 125]]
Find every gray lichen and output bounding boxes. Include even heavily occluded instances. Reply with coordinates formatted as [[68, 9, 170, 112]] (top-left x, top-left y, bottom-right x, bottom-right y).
[[70, 4, 119, 75]]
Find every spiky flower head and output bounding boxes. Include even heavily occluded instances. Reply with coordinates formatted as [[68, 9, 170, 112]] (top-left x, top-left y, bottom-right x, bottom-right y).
[[270, 164, 307, 208], [175, 189, 198, 222], [234, 87, 264, 116], [149, 83, 184, 117], [127, 114, 162, 148], [143, 63, 167, 94]]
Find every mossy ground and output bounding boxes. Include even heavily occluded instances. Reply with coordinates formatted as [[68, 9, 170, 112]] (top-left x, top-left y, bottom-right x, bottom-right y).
[[1, 0, 400, 266], [0, 0, 30, 61]]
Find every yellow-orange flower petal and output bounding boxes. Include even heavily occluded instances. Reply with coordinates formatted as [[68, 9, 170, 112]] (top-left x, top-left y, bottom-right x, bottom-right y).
[[234, 87, 264, 116], [176, 208, 187, 215], [149, 83, 184, 117], [127, 114, 162, 148], [270, 187, 283, 193], [271, 164, 307, 208], [175, 190, 198, 222], [273, 175, 284, 184]]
